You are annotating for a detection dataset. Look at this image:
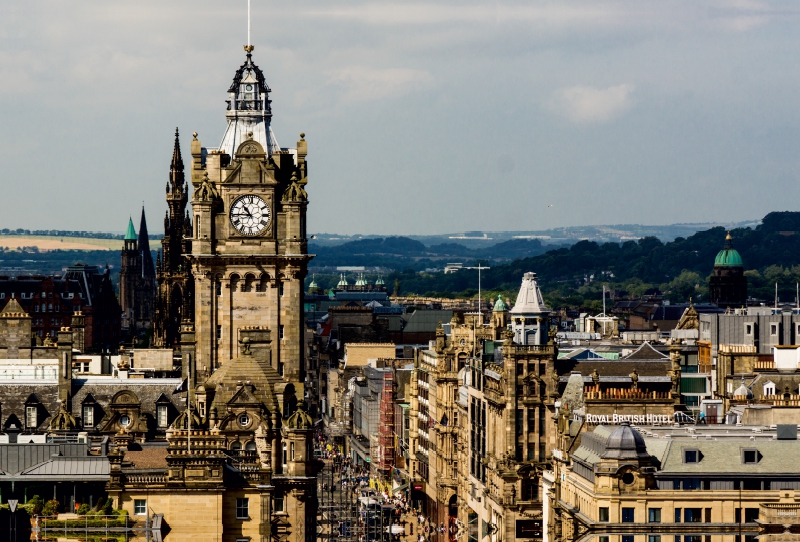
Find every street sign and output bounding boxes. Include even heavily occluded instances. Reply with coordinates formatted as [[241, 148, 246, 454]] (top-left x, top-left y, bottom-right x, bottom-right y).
[[8, 499, 17, 512]]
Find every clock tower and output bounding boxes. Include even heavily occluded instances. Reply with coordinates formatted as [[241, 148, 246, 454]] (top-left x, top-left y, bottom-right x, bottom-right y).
[[186, 46, 311, 391]]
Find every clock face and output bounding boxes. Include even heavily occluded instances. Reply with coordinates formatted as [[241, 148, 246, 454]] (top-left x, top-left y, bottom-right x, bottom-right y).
[[230, 195, 271, 236]]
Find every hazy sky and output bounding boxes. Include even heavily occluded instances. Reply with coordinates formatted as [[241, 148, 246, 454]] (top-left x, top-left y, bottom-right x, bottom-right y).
[[2, 1, 800, 235]]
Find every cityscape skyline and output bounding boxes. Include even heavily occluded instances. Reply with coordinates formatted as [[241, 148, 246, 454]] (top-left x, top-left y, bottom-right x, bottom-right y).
[[2, 1, 800, 235]]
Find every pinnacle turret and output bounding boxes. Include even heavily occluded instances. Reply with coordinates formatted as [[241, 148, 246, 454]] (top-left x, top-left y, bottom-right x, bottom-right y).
[[169, 128, 184, 192]]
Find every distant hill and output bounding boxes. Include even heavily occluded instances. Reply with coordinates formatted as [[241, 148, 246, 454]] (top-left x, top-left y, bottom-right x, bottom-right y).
[[381, 212, 800, 306], [308, 236, 550, 270]]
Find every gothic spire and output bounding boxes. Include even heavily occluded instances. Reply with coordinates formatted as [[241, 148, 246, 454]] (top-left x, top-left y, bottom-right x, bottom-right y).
[[139, 208, 156, 278], [170, 128, 184, 192]]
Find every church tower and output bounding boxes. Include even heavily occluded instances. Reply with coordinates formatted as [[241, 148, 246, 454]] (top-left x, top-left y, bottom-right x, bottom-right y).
[[186, 45, 311, 396], [119, 210, 156, 339], [153, 129, 195, 348]]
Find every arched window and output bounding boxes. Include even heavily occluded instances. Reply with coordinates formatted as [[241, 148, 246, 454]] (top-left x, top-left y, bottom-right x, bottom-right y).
[[245, 441, 257, 451], [231, 441, 242, 451]]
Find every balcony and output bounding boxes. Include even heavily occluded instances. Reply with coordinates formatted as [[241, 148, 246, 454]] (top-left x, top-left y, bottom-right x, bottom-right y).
[[759, 503, 800, 526]]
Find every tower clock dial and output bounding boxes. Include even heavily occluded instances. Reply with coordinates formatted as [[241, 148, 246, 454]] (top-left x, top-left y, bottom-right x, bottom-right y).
[[230, 195, 271, 236]]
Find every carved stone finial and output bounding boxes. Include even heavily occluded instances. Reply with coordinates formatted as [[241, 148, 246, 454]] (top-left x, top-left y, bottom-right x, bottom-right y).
[[192, 132, 198, 140], [629, 368, 639, 388], [240, 337, 252, 356], [300, 132, 305, 140], [247, 131, 254, 140]]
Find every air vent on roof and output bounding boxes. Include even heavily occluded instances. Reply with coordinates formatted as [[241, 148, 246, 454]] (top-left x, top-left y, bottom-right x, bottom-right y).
[[777, 424, 798, 440]]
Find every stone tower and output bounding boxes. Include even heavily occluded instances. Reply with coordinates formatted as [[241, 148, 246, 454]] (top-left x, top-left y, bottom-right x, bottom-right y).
[[185, 46, 311, 392], [119, 209, 156, 338], [153, 129, 195, 348], [709, 231, 747, 309], [119, 218, 140, 334]]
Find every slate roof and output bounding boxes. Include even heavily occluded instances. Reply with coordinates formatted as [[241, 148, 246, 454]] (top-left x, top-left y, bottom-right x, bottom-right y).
[[657, 439, 800, 475], [124, 445, 168, 469], [622, 342, 669, 360], [573, 425, 800, 477], [557, 360, 672, 379], [402, 310, 454, 333]]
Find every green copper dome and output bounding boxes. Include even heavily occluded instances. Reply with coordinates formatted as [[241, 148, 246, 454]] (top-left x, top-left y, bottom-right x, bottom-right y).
[[493, 294, 507, 311], [714, 232, 743, 267], [124, 218, 137, 241]]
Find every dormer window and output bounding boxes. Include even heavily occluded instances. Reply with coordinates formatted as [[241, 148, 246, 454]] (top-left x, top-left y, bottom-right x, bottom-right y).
[[742, 449, 761, 464], [683, 449, 702, 463], [763, 381, 776, 397], [83, 405, 94, 428]]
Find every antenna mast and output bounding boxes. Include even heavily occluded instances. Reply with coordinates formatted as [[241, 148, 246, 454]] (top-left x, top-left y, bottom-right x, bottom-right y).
[[463, 264, 491, 319]]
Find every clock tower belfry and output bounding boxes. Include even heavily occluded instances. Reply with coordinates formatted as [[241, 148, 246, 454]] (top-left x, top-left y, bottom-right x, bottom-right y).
[[186, 46, 311, 391]]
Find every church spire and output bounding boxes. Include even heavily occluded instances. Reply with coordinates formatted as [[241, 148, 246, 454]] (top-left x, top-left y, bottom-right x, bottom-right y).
[[139, 208, 155, 278]]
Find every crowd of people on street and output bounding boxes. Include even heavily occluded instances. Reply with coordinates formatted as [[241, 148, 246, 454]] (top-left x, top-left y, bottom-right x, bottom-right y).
[[315, 434, 454, 542]]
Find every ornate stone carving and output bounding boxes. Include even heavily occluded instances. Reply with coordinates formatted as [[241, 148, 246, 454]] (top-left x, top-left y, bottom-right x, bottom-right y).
[[282, 171, 308, 202], [193, 171, 219, 202]]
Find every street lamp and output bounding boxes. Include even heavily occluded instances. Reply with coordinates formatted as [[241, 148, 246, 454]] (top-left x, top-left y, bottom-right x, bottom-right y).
[[8, 498, 18, 542]]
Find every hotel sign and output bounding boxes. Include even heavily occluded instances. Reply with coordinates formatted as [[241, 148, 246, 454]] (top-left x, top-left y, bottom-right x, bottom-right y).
[[582, 413, 673, 425]]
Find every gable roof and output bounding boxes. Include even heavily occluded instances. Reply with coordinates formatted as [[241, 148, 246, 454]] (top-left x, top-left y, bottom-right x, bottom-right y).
[[623, 342, 669, 360], [0, 298, 28, 318]]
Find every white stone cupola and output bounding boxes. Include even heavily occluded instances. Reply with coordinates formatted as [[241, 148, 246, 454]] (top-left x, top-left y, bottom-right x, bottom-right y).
[[509, 272, 551, 345]]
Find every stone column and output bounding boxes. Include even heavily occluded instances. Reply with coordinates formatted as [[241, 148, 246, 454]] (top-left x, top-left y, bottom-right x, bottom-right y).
[[194, 270, 213, 373]]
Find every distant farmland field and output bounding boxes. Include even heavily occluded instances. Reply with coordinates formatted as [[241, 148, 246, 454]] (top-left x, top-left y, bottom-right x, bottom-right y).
[[0, 235, 121, 251]]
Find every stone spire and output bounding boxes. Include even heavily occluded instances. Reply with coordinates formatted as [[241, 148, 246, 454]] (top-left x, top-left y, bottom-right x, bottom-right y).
[[170, 127, 184, 191], [138, 208, 155, 278]]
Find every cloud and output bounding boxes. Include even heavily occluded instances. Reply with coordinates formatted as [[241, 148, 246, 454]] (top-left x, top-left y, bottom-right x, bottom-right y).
[[550, 84, 635, 123], [304, 4, 621, 27], [326, 67, 434, 103]]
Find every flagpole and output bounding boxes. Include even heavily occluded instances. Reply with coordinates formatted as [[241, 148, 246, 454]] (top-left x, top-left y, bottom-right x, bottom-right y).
[[187, 354, 191, 453]]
